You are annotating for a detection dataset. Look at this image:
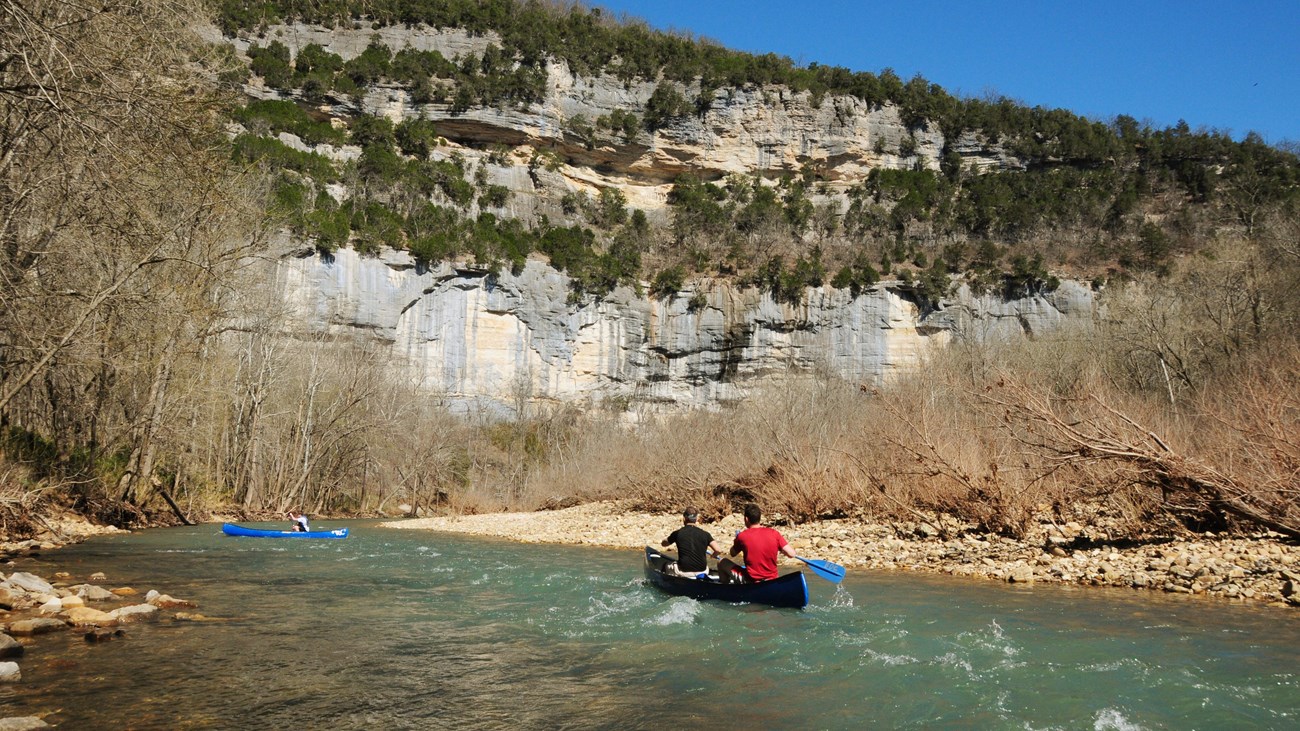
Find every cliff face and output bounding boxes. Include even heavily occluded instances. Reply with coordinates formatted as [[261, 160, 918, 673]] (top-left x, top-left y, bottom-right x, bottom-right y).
[[227, 23, 1023, 223], [229, 22, 1088, 411], [277, 248, 1093, 411]]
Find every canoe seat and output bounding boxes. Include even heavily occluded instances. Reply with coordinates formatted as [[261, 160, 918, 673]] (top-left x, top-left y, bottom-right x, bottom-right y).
[[666, 561, 719, 581]]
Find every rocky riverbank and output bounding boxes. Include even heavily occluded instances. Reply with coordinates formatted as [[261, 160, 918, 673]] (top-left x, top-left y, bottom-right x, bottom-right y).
[[1, 519, 205, 730], [384, 501, 1300, 608]]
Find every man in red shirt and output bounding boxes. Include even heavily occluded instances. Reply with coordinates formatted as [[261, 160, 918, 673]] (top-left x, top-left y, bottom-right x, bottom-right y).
[[718, 504, 798, 583]]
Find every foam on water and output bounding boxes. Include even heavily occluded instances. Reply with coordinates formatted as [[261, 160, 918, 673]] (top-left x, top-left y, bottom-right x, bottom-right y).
[[646, 597, 700, 626], [579, 589, 650, 625], [861, 647, 917, 667], [1082, 657, 1148, 673], [936, 651, 975, 673], [825, 585, 855, 608], [1094, 708, 1145, 731], [955, 618, 1021, 661]]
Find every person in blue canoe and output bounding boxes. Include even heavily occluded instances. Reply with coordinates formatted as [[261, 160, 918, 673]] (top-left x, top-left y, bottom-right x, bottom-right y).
[[661, 506, 725, 579], [287, 511, 310, 532]]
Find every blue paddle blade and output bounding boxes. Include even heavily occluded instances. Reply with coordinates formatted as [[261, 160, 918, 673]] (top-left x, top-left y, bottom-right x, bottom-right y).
[[796, 556, 846, 584]]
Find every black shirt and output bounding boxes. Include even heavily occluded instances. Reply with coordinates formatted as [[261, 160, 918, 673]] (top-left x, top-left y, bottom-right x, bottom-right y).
[[665, 524, 714, 572]]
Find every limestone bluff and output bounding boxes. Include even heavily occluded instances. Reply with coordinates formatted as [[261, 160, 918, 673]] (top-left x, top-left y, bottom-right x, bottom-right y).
[[279, 247, 1092, 411], [221, 22, 1094, 411]]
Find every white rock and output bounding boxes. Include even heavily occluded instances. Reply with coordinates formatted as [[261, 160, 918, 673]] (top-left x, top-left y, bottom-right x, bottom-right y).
[[4, 573, 52, 594], [0, 717, 51, 730], [110, 604, 159, 623], [72, 584, 115, 602]]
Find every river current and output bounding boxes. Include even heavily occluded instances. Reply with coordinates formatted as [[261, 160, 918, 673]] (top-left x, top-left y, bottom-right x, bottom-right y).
[[2, 521, 1297, 729]]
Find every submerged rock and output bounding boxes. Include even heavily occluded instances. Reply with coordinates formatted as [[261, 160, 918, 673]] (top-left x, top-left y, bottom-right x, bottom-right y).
[[62, 607, 118, 628], [5, 618, 65, 637], [83, 629, 126, 643], [145, 592, 197, 609], [0, 634, 22, 658], [0, 717, 51, 730], [0, 585, 21, 610]]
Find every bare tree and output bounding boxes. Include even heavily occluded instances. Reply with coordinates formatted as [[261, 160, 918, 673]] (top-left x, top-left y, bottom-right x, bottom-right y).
[[1, 0, 263, 521], [983, 374, 1299, 539]]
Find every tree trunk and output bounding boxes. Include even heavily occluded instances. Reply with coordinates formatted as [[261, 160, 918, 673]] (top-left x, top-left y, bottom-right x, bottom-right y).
[[118, 336, 176, 505]]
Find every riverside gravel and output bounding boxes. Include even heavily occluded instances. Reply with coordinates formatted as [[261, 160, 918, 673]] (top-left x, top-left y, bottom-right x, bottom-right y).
[[384, 501, 1299, 607]]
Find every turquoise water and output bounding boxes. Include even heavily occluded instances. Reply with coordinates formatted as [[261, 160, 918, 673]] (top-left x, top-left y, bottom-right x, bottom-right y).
[[3, 521, 1297, 729]]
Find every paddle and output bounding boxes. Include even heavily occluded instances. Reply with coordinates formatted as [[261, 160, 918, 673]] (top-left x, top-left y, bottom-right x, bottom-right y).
[[794, 556, 846, 584]]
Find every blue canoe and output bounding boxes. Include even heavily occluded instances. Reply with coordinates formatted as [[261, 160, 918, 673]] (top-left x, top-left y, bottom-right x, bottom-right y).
[[643, 546, 808, 609], [221, 523, 349, 539]]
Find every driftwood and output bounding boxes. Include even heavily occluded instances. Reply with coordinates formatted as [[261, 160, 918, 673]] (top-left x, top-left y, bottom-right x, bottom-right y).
[[982, 377, 1300, 539]]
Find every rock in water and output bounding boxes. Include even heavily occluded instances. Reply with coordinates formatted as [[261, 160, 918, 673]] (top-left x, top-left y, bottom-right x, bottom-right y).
[[0, 634, 22, 659]]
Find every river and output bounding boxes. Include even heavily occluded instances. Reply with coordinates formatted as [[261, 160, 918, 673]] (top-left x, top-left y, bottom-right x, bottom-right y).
[[3, 521, 1297, 729]]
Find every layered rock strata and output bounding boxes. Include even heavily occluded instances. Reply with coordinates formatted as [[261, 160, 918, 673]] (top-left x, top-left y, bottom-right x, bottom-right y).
[[277, 248, 1093, 410], [216, 22, 1022, 226]]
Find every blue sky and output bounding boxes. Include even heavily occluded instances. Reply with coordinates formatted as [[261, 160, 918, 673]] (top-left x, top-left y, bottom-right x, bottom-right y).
[[588, 0, 1300, 144]]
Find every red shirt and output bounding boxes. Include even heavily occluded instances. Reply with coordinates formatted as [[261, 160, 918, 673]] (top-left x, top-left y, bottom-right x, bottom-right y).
[[734, 526, 788, 582]]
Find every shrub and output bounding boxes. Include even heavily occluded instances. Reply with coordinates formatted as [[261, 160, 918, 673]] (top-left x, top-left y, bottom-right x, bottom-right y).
[[248, 40, 291, 87], [231, 134, 338, 181], [479, 184, 511, 208], [643, 82, 691, 130], [650, 266, 685, 299], [395, 118, 439, 159], [233, 99, 346, 146]]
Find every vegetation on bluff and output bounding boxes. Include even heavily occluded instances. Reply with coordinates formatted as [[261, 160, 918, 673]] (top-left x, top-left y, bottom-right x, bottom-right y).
[[212, 0, 1298, 310], [1, 0, 1297, 547]]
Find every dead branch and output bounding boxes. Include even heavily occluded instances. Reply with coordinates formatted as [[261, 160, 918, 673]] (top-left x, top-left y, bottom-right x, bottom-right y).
[[983, 375, 1300, 539]]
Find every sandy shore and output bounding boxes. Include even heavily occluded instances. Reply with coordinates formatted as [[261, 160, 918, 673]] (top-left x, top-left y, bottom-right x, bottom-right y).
[[384, 502, 1300, 607]]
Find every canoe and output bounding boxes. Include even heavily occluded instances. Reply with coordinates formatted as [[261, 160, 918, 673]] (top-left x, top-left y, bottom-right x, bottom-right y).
[[643, 546, 808, 609], [221, 523, 349, 539]]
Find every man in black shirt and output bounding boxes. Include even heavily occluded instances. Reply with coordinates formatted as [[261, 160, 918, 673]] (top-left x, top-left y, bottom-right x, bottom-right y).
[[661, 507, 725, 579]]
